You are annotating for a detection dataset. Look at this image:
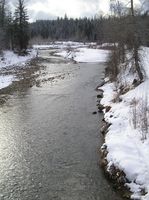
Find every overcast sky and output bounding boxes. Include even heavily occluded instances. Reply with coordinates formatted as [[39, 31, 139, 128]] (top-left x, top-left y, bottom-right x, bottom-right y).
[[26, 0, 110, 21], [9, 0, 142, 22]]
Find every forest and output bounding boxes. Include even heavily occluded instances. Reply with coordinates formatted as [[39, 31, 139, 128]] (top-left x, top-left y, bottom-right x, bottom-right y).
[[0, 0, 149, 54], [30, 14, 149, 46]]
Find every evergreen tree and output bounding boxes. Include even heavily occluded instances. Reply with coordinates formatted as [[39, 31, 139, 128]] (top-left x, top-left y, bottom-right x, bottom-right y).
[[0, 0, 6, 52], [13, 0, 29, 54], [0, 0, 6, 27]]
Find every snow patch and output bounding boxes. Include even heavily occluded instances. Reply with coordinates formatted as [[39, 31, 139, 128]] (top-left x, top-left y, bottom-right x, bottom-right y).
[[0, 75, 14, 89]]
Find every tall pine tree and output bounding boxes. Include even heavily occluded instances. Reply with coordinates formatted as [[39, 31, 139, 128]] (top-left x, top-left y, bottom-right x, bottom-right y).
[[13, 0, 29, 54]]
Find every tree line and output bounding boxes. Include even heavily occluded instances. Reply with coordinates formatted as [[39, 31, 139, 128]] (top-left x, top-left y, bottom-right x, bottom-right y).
[[0, 0, 149, 61], [30, 12, 149, 48], [30, 16, 102, 42]]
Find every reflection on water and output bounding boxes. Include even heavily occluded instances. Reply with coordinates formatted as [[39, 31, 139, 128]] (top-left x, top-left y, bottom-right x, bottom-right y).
[[0, 52, 124, 200]]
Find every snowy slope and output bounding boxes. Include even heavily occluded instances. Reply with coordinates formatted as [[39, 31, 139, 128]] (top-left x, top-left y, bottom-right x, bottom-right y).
[[100, 47, 149, 200]]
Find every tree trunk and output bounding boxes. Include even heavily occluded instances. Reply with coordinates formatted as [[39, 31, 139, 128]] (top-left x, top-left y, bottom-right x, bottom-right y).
[[131, 0, 143, 82], [131, 0, 134, 16]]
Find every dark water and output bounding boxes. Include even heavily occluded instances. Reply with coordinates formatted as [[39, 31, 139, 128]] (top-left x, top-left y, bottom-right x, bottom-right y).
[[0, 51, 123, 200]]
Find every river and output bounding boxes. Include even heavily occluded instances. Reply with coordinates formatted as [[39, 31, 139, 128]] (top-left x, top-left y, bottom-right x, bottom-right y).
[[0, 50, 124, 200]]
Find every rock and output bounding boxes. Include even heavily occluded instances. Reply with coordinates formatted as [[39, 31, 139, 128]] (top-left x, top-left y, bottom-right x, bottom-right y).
[[98, 104, 104, 112], [98, 88, 104, 93], [100, 148, 131, 199], [96, 99, 101, 104], [92, 111, 97, 115], [105, 106, 111, 112], [133, 79, 140, 87], [97, 91, 103, 99], [117, 175, 127, 185], [97, 94, 103, 99], [102, 118, 106, 122], [100, 125, 108, 135], [100, 158, 108, 168], [97, 81, 105, 88], [100, 122, 111, 135]]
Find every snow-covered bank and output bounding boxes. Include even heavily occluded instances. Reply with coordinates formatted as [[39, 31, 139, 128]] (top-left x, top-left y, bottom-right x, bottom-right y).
[[100, 47, 149, 200], [0, 50, 37, 90], [34, 41, 109, 63], [0, 50, 37, 69], [56, 48, 109, 63]]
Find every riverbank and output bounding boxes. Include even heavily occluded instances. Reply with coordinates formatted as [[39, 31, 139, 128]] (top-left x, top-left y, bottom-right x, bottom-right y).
[[99, 47, 149, 200], [0, 49, 37, 90], [0, 42, 109, 92]]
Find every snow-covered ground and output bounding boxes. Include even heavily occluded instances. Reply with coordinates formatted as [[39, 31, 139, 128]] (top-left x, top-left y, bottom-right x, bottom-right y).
[[56, 48, 109, 63], [0, 75, 14, 90], [100, 47, 149, 199], [0, 50, 37, 90], [0, 50, 37, 69]]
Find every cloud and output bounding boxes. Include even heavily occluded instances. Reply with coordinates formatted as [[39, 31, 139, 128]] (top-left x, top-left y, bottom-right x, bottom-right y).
[[7, 0, 110, 21], [27, 0, 96, 20], [8, 0, 146, 22], [26, 0, 104, 21], [28, 11, 56, 22]]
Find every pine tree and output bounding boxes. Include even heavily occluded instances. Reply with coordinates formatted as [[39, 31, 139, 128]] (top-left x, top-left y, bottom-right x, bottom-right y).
[[0, 0, 9, 52], [0, 0, 6, 27], [13, 0, 29, 54]]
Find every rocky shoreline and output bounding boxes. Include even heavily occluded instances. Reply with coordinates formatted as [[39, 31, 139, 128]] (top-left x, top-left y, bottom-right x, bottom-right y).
[[97, 84, 132, 200]]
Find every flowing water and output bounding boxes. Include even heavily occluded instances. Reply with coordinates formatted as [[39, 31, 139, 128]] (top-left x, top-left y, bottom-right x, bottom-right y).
[[0, 50, 124, 200]]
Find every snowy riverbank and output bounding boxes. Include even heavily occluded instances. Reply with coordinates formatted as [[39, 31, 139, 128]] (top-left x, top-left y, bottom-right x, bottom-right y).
[[100, 47, 149, 200], [56, 47, 109, 63], [34, 41, 109, 63], [0, 42, 109, 90], [0, 50, 37, 89]]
